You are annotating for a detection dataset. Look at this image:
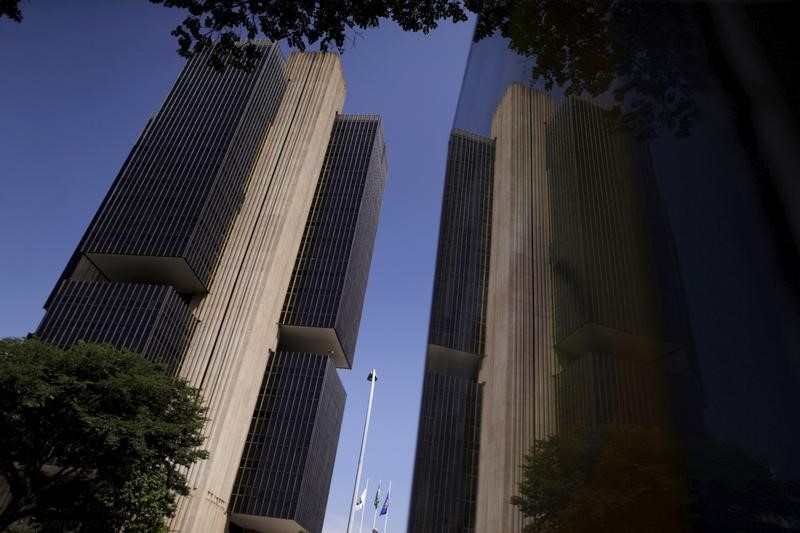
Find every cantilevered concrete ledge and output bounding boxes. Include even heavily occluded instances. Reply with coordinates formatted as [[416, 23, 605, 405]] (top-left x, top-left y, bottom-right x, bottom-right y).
[[83, 252, 206, 294], [230, 514, 307, 533], [556, 322, 679, 361], [426, 343, 483, 380], [277, 324, 348, 368]]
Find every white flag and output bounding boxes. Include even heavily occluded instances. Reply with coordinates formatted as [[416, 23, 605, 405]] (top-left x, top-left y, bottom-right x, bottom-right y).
[[355, 485, 367, 510]]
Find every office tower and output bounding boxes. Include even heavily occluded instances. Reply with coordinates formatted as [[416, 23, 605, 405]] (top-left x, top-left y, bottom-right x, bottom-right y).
[[547, 96, 702, 435], [409, 80, 699, 532], [229, 351, 346, 533], [278, 115, 388, 370], [229, 115, 386, 533], [408, 130, 493, 532], [35, 44, 387, 533], [37, 281, 196, 375], [412, 8, 800, 531]]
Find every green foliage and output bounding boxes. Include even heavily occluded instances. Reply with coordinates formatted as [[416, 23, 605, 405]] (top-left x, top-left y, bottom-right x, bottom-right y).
[[141, 0, 707, 139], [148, 0, 471, 71], [477, 1, 706, 139], [0, 338, 207, 532], [2, 0, 708, 138], [511, 425, 800, 532], [0, 0, 23, 22]]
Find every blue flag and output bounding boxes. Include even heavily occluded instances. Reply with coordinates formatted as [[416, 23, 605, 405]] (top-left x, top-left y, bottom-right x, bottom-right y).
[[379, 491, 390, 516]]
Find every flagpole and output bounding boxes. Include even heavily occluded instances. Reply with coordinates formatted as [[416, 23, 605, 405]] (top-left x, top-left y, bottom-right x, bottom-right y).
[[383, 480, 392, 533], [372, 480, 380, 532], [358, 478, 368, 533], [347, 369, 378, 533]]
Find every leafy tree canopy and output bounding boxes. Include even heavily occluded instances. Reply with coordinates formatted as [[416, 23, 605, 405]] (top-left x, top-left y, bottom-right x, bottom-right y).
[[512, 425, 800, 533], [1, 0, 709, 137], [476, 1, 707, 139], [0, 0, 22, 22], [0, 338, 207, 532], [149, 0, 474, 71]]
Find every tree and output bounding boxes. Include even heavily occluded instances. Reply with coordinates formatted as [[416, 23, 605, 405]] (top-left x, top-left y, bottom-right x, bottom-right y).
[[511, 425, 800, 532], [146, 0, 475, 70], [0, 0, 21, 22], [0, 0, 472, 69], [3, 1, 794, 257], [0, 0, 705, 138], [475, 1, 708, 139], [0, 338, 207, 532]]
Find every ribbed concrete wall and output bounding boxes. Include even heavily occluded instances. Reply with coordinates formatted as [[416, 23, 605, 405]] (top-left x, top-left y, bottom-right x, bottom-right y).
[[170, 52, 345, 532], [229, 114, 386, 532], [476, 84, 556, 533]]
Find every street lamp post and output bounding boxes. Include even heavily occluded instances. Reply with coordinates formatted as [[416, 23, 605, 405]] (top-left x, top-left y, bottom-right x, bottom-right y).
[[346, 369, 378, 533]]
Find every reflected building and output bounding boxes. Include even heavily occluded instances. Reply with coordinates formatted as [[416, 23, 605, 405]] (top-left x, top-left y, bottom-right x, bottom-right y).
[[35, 44, 387, 533], [408, 130, 493, 532], [476, 85, 557, 531], [547, 96, 703, 436], [410, 33, 703, 533], [412, 7, 800, 531]]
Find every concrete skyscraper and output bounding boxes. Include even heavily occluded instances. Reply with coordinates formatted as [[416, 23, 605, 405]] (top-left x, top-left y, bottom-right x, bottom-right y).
[[411, 6, 800, 527], [409, 79, 699, 531], [476, 85, 560, 532], [35, 42, 387, 533], [228, 114, 386, 533], [547, 96, 702, 436]]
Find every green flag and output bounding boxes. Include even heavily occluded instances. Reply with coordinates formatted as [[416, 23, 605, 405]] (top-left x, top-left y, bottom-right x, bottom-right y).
[[373, 482, 381, 509]]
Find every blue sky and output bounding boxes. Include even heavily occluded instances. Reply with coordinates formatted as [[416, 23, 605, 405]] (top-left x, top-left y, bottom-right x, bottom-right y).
[[0, 1, 473, 531]]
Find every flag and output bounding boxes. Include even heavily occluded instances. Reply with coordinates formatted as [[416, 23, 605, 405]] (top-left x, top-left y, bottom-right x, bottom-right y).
[[355, 485, 367, 511], [379, 490, 390, 516], [373, 483, 381, 509]]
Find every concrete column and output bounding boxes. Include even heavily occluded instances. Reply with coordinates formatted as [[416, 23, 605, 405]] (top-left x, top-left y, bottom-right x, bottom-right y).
[[170, 52, 346, 532], [477, 84, 556, 533]]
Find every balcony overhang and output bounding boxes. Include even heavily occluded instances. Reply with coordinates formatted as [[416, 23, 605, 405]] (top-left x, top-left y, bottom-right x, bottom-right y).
[[426, 344, 482, 380], [83, 252, 206, 294], [277, 324, 349, 369], [556, 322, 679, 361], [230, 514, 307, 533]]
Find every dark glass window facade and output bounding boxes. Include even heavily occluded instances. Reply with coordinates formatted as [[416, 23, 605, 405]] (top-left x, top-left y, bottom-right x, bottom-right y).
[[427, 130, 494, 356], [548, 97, 668, 344], [229, 351, 345, 533], [409, 373, 481, 533], [230, 114, 387, 532], [36, 280, 195, 374], [280, 115, 387, 368], [555, 352, 667, 432], [546, 97, 704, 435], [409, 130, 493, 533], [79, 42, 288, 292]]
